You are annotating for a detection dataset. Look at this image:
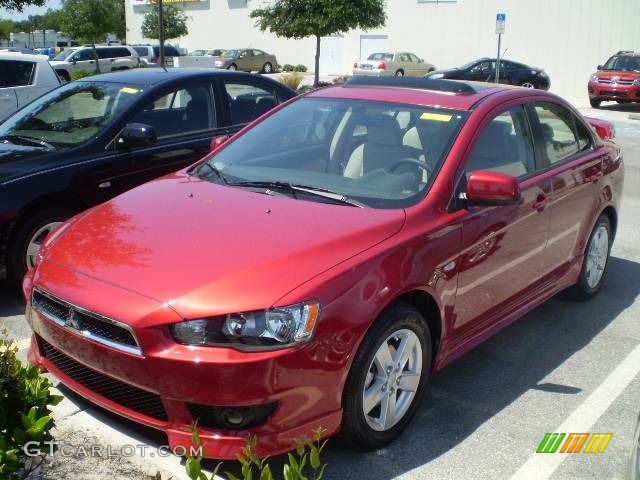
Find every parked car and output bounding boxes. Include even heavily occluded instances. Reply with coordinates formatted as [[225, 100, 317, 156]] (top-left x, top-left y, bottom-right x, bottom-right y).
[[427, 58, 550, 89], [0, 68, 296, 285], [0, 52, 61, 120], [131, 44, 182, 68], [191, 48, 226, 57], [353, 51, 436, 77], [22, 76, 622, 459], [631, 414, 640, 480], [0, 47, 39, 55], [588, 51, 640, 108], [213, 48, 278, 73], [49, 45, 140, 81]]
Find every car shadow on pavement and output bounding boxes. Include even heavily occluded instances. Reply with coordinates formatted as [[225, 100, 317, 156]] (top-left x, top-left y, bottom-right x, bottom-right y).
[[597, 103, 640, 113], [3, 257, 639, 479]]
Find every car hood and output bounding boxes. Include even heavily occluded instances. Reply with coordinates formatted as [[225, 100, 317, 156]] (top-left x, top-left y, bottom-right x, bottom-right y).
[[49, 60, 69, 66], [595, 70, 640, 80], [0, 142, 51, 180], [43, 171, 405, 319]]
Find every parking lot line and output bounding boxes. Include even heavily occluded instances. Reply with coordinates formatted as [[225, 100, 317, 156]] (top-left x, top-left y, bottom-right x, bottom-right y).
[[510, 342, 640, 480]]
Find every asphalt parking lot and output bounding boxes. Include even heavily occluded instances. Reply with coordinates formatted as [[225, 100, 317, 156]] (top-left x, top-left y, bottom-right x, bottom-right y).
[[1, 101, 639, 480]]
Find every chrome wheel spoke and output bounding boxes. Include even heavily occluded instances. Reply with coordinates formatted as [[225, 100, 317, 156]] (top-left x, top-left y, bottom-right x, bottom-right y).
[[394, 333, 417, 369], [374, 342, 394, 373], [363, 380, 386, 414], [380, 389, 397, 429], [397, 372, 420, 392]]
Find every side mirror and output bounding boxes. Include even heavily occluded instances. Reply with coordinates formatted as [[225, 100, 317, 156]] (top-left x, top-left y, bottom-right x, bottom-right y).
[[585, 116, 615, 141], [419, 58, 424, 63], [466, 170, 521, 206], [597, 64, 603, 70], [71, 58, 77, 64], [118, 123, 157, 149], [210, 134, 229, 152]]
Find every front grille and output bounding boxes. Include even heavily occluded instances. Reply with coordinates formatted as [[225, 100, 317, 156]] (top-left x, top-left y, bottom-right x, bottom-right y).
[[187, 402, 277, 430], [32, 288, 141, 355], [598, 78, 635, 85], [601, 90, 628, 97], [38, 336, 168, 422]]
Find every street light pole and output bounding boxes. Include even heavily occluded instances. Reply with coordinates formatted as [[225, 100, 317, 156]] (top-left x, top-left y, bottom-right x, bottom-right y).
[[158, 0, 165, 69]]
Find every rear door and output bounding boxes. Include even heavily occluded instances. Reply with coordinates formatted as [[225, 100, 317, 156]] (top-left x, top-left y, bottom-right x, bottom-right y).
[[114, 80, 225, 190], [453, 103, 552, 337], [0, 60, 22, 118], [528, 101, 604, 278]]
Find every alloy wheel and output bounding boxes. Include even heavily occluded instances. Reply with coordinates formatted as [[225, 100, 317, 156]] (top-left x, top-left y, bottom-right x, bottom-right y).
[[585, 225, 609, 288], [362, 329, 423, 431], [25, 221, 63, 270]]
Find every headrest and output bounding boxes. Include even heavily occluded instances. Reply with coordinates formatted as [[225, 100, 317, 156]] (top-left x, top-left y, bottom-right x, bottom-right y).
[[366, 115, 401, 146], [474, 120, 512, 157]]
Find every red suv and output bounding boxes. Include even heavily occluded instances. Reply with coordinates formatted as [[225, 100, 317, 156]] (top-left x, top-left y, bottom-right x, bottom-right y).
[[24, 77, 623, 459], [588, 51, 640, 108]]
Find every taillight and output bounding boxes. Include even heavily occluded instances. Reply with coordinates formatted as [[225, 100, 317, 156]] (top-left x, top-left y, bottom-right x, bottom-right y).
[[354, 62, 358, 68], [151, 56, 159, 63], [378, 62, 387, 70]]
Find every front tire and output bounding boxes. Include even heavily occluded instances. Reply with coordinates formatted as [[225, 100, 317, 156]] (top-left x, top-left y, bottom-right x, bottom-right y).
[[262, 62, 273, 74], [519, 80, 537, 89], [7, 205, 77, 287], [340, 303, 432, 450], [570, 214, 612, 300], [590, 98, 602, 108], [394, 69, 404, 77], [227, 63, 237, 71]]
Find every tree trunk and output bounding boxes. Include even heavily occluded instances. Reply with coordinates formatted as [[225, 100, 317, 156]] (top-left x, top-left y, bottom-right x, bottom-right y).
[[314, 34, 321, 87], [92, 41, 100, 74]]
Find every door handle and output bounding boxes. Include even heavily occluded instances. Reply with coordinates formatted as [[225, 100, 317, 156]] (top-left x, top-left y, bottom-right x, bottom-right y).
[[533, 193, 548, 211]]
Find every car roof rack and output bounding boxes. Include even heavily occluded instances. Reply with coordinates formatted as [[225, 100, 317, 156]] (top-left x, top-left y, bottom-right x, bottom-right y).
[[345, 76, 478, 94]]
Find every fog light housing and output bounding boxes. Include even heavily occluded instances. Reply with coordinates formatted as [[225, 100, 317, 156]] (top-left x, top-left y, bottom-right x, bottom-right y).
[[187, 402, 277, 430]]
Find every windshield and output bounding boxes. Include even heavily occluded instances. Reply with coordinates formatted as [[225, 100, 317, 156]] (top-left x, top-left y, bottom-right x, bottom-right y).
[[0, 81, 142, 150], [460, 59, 484, 70], [222, 49, 240, 58], [195, 98, 466, 209], [52, 48, 76, 61], [602, 55, 640, 71], [192, 49, 207, 56]]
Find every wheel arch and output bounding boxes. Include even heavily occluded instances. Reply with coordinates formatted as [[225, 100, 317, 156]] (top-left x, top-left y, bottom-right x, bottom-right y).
[[600, 205, 618, 239]]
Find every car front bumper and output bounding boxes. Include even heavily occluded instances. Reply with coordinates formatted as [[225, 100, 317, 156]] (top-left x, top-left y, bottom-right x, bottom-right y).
[[23, 268, 343, 460], [588, 81, 640, 102]]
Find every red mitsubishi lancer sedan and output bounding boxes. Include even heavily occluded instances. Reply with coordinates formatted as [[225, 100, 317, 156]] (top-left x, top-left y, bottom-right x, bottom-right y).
[[23, 77, 623, 459]]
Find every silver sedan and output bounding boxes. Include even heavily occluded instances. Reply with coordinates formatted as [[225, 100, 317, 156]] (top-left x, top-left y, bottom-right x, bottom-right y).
[[353, 52, 436, 77]]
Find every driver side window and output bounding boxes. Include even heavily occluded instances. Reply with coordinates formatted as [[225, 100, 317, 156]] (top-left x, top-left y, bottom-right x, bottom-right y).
[[465, 105, 536, 178]]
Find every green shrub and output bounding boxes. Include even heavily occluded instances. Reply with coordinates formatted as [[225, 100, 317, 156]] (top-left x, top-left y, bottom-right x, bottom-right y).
[[281, 64, 295, 72], [298, 82, 331, 94], [293, 64, 307, 72], [0, 330, 63, 478], [280, 72, 305, 91], [185, 426, 328, 480], [70, 71, 94, 81]]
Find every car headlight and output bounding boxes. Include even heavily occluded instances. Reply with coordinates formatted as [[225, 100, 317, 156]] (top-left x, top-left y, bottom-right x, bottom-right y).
[[591, 75, 599, 82], [633, 78, 640, 85], [428, 73, 444, 79], [171, 301, 321, 350]]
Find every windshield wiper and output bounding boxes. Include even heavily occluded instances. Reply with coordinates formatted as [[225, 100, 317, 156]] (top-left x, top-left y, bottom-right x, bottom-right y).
[[227, 180, 365, 207], [196, 162, 228, 184], [0, 135, 55, 150]]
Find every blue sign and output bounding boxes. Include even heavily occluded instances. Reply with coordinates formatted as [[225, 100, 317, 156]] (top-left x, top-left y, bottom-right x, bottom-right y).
[[497, 13, 506, 21]]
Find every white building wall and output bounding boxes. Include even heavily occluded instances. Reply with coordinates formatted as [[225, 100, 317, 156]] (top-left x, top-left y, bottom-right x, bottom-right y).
[[125, 0, 640, 100]]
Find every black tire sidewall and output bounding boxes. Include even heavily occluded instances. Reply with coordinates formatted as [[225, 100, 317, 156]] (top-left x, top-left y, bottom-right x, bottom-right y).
[[263, 62, 272, 73], [341, 303, 432, 450], [7, 206, 76, 285]]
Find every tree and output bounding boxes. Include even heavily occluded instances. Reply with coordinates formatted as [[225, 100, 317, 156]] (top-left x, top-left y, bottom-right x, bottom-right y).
[[58, 0, 121, 73], [0, 0, 44, 11], [0, 18, 18, 43], [141, 3, 188, 41], [113, 0, 126, 41], [251, 0, 386, 86]]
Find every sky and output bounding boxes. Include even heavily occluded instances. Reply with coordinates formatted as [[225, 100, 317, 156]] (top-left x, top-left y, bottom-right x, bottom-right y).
[[0, 0, 62, 20]]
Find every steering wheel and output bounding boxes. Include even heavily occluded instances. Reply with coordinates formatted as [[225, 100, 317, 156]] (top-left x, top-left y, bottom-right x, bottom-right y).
[[389, 158, 431, 177]]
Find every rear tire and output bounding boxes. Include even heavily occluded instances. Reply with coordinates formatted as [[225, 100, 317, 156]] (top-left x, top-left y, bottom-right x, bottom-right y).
[[518, 80, 537, 89], [590, 98, 602, 108], [7, 205, 77, 287], [227, 64, 237, 71], [340, 303, 432, 450], [569, 214, 612, 300], [262, 62, 273, 74], [395, 69, 404, 77]]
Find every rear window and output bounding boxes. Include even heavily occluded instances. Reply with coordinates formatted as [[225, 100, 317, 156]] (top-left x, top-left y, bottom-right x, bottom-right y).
[[0, 60, 36, 87], [153, 46, 180, 57], [133, 46, 148, 56], [368, 52, 393, 62]]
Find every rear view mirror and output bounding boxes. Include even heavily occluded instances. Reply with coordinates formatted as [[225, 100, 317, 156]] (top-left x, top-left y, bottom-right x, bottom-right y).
[[118, 123, 157, 148], [466, 170, 521, 206], [210, 135, 229, 152]]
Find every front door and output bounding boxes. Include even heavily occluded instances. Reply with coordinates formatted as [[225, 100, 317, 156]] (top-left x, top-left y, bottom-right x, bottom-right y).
[[453, 104, 552, 337]]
